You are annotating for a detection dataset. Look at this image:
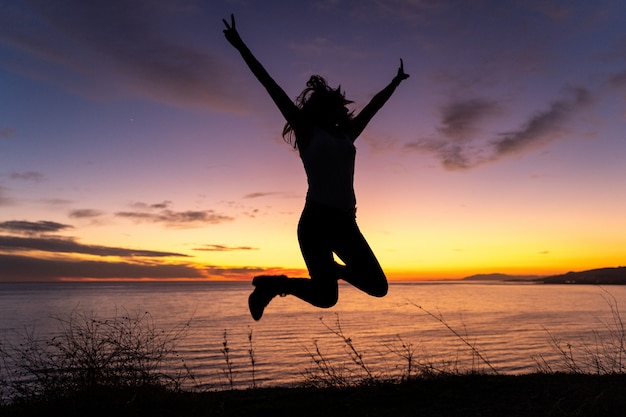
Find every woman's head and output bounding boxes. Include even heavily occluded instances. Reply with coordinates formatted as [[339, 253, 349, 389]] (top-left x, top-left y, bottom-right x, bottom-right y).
[[283, 75, 353, 148]]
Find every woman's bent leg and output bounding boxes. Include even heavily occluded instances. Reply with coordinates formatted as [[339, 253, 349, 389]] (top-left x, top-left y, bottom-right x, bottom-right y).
[[295, 203, 341, 306], [249, 276, 337, 320], [333, 219, 388, 297], [249, 202, 387, 320]]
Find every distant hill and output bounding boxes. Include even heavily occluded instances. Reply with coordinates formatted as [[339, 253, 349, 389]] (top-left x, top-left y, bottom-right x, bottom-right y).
[[463, 273, 541, 282], [542, 266, 626, 285]]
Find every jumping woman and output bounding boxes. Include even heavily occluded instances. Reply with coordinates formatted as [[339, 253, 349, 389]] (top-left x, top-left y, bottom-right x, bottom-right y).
[[223, 15, 409, 320]]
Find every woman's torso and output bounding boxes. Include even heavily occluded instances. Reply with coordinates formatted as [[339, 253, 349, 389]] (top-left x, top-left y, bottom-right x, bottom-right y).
[[299, 126, 356, 211]]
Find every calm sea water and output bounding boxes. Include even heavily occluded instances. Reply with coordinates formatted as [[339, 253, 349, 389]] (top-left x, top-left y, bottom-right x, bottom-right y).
[[1, 281, 625, 389]]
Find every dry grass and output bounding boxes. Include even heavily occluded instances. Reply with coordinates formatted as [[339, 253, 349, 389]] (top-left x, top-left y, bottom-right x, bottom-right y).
[[0, 310, 192, 403], [2, 289, 626, 415]]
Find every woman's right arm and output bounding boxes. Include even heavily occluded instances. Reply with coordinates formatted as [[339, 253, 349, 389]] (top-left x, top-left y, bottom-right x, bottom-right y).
[[223, 15, 300, 129]]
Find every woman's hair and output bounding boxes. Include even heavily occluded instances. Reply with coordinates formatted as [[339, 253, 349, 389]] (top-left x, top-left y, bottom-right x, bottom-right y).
[[283, 75, 353, 149]]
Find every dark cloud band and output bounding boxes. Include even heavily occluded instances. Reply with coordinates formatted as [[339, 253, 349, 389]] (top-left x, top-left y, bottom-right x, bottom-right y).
[[0, 235, 188, 258], [0, 220, 72, 234]]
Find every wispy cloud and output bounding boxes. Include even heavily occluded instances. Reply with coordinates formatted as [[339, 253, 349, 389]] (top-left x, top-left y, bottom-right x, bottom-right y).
[[0, 0, 243, 111], [116, 210, 233, 227], [42, 198, 73, 207], [243, 192, 282, 199], [491, 87, 592, 157], [408, 87, 593, 170], [115, 201, 234, 228], [193, 244, 258, 252], [203, 265, 266, 280], [0, 220, 73, 235], [9, 171, 45, 181], [69, 209, 104, 219]]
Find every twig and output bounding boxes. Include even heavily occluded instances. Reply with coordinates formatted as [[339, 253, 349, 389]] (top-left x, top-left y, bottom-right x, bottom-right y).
[[247, 327, 256, 388], [409, 302, 498, 374], [220, 330, 235, 389], [319, 314, 374, 380]]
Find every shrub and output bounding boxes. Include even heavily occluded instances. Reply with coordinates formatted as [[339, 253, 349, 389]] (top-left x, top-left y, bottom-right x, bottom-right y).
[[537, 288, 626, 374], [0, 310, 192, 403]]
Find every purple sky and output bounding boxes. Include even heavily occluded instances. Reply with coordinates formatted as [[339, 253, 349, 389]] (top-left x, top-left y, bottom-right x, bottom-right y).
[[1, 0, 626, 281]]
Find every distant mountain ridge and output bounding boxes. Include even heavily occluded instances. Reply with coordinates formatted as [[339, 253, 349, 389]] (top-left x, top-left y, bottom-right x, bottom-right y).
[[463, 273, 541, 282], [542, 266, 626, 285], [462, 267, 626, 285]]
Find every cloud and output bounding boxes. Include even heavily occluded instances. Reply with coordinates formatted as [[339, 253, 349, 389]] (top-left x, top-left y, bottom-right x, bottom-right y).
[[203, 265, 266, 280], [408, 87, 593, 170], [0, 228, 286, 281], [0, 220, 73, 235], [0, 216, 266, 281], [0, 235, 188, 258], [0, 254, 202, 281], [0, 252, 284, 281], [116, 209, 234, 227], [129, 201, 173, 210], [9, 171, 45, 181], [146, 201, 171, 210], [0, 217, 199, 281], [42, 198, 73, 206], [491, 87, 592, 157], [243, 192, 281, 199], [437, 99, 502, 140], [0, 0, 243, 111], [115, 200, 234, 228], [0, 252, 291, 281], [407, 139, 473, 170], [69, 209, 104, 219], [406, 97, 503, 169], [193, 244, 258, 252]]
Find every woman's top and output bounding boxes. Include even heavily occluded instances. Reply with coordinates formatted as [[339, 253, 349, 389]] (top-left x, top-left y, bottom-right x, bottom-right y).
[[299, 126, 356, 211]]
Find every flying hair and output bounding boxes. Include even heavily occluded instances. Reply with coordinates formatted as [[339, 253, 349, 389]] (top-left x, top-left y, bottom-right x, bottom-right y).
[[283, 75, 353, 149]]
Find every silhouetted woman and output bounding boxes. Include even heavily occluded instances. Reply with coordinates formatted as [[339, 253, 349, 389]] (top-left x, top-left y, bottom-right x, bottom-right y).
[[223, 15, 409, 320]]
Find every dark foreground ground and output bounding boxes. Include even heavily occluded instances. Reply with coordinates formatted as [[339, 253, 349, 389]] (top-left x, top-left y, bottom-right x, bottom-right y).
[[3, 373, 626, 417]]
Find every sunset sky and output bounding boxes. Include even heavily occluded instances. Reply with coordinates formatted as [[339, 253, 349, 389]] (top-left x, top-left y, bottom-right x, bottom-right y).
[[1, 0, 625, 282]]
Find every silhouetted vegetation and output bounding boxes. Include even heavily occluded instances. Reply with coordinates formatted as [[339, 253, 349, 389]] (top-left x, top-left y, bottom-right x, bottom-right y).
[[2, 294, 626, 416], [0, 310, 193, 405]]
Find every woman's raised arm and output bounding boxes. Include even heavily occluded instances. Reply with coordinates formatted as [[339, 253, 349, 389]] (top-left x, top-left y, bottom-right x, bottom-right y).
[[347, 59, 409, 140], [223, 15, 300, 129]]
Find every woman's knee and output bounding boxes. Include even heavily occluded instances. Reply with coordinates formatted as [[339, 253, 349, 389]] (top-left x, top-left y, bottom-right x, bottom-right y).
[[369, 280, 388, 297], [315, 289, 339, 308], [342, 267, 388, 297], [310, 283, 338, 308]]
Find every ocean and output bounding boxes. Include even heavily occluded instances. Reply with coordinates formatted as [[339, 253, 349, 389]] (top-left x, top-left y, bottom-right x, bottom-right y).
[[1, 281, 625, 390]]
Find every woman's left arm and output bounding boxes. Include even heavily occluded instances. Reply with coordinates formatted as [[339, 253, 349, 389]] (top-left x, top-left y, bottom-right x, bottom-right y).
[[348, 59, 409, 140]]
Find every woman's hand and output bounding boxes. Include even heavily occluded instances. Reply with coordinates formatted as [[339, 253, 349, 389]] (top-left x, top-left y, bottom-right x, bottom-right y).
[[222, 14, 245, 49], [393, 59, 410, 84]]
